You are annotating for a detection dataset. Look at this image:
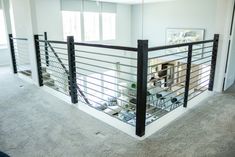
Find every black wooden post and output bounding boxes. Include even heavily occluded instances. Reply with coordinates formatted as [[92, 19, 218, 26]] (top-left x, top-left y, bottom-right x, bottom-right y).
[[184, 44, 193, 108], [209, 34, 219, 91], [136, 40, 148, 137], [44, 32, 49, 66], [67, 36, 78, 104], [9, 34, 17, 73], [34, 35, 43, 86]]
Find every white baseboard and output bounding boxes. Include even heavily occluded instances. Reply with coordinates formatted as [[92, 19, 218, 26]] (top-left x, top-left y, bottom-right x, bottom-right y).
[[33, 83, 215, 140], [40, 86, 138, 138], [18, 73, 34, 84], [41, 86, 72, 105]]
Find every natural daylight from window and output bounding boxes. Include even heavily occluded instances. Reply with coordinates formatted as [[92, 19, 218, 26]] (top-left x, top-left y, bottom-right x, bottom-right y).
[[62, 11, 116, 42]]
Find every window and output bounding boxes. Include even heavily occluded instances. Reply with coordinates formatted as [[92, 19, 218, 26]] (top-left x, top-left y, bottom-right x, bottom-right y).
[[61, 10, 116, 42], [0, 10, 7, 48], [102, 13, 116, 40], [83, 12, 100, 41], [62, 11, 81, 42]]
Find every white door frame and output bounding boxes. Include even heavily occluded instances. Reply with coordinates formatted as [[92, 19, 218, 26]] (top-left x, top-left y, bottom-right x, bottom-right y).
[[223, 0, 235, 91]]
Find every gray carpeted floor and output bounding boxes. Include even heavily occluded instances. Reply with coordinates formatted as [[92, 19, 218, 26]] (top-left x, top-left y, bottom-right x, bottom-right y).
[[0, 66, 235, 157], [226, 83, 235, 94]]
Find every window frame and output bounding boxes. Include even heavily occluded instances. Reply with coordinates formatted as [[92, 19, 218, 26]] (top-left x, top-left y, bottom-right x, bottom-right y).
[[61, 9, 116, 42], [62, 10, 82, 42]]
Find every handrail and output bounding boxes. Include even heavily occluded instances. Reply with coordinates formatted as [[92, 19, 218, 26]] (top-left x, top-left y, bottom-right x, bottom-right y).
[[38, 39, 67, 45], [74, 42, 138, 52], [148, 39, 214, 51], [32, 33, 220, 137], [46, 41, 90, 105], [38, 39, 137, 51], [11, 37, 28, 41]]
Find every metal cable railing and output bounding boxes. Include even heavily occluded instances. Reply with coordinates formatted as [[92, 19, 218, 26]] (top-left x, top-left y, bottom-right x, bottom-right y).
[[35, 34, 139, 125], [37, 34, 70, 96], [30, 32, 219, 137], [35, 33, 90, 104], [145, 36, 218, 126], [74, 42, 138, 125], [9, 35, 31, 77]]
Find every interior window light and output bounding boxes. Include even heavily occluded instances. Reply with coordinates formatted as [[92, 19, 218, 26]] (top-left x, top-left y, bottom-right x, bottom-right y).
[[103, 70, 117, 99], [62, 11, 81, 42], [102, 13, 116, 40], [87, 73, 102, 102], [83, 12, 100, 41], [0, 10, 7, 48]]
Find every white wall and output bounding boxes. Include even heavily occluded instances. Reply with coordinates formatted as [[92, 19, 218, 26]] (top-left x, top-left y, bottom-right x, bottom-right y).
[[215, 0, 235, 91], [1, 0, 11, 33], [10, 0, 33, 38], [0, 0, 10, 67], [225, 19, 235, 89], [31, 0, 64, 40], [10, 0, 39, 84], [0, 49, 10, 66], [32, 1, 134, 71], [111, 4, 132, 46], [6, 0, 234, 92], [28, 0, 135, 89], [31, 0, 132, 46], [131, 0, 217, 47], [130, 0, 235, 92]]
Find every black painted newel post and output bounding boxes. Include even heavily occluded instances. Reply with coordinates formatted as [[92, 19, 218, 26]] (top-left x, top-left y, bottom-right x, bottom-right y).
[[9, 34, 17, 74], [67, 36, 78, 104], [34, 35, 43, 86], [209, 34, 219, 91], [184, 44, 193, 108], [44, 32, 49, 66], [136, 40, 148, 137]]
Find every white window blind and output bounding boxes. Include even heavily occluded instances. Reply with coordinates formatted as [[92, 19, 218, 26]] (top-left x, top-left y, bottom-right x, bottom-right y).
[[61, 0, 117, 41], [83, 1, 100, 12], [61, 0, 116, 13], [101, 2, 116, 13], [61, 0, 82, 11]]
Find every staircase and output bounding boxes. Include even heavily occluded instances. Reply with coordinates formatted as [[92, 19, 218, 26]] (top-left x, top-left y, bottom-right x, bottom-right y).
[[43, 42, 90, 105], [19, 70, 32, 77], [42, 67, 59, 91]]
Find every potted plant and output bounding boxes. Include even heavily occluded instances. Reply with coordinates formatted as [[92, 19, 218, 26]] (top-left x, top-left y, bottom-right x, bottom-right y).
[[131, 83, 137, 89]]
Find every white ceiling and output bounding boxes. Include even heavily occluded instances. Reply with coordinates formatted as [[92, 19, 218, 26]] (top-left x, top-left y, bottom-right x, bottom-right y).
[[93, 0, 176, 4]]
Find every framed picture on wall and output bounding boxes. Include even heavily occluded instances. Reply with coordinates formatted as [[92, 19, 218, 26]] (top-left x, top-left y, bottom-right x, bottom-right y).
[[166, 28, 205, 57]]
